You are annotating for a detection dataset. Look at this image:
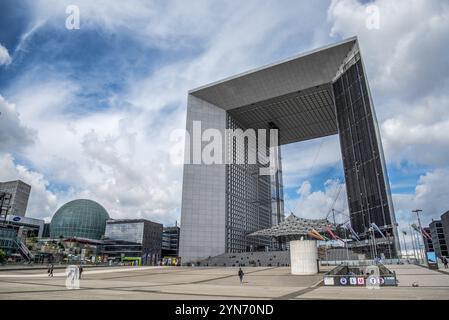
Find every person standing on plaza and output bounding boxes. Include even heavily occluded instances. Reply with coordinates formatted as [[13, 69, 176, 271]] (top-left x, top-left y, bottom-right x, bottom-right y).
[[79, 265, 83, 279], [47, 264, 54, 277], [443, 256, 448, 269], [238, 267, 244, 285]]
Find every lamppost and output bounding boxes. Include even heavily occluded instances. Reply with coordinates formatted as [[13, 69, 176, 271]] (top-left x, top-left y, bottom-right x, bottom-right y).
[[409, 225, 418, 262], [412, 209, 427, 265]]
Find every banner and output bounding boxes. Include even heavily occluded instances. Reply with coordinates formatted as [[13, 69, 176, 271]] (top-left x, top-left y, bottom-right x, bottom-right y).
[[344, 223, 360, 241], [326, 226, 345, 244], [308, 228, 325, 240], [371, 222, 386, 239]]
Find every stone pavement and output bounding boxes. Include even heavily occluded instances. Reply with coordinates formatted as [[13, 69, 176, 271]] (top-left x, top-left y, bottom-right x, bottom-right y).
[[296, 264, 449, 300], [0, 264, 448, 300], [0, 266, 324, 300]]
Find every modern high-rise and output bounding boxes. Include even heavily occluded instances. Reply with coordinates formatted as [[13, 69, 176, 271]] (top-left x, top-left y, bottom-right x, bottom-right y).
[[104, 219, 163, 264], [162, 226, 180, 257], [429, 219, 448, 258], [0, 180, 31, 217], [179, 37, 399, 263], [441, 211, 449, 251]]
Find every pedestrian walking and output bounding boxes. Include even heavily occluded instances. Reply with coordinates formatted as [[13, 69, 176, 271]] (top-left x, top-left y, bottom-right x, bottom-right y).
[[47, 264, 54, 277], [79, 265, 83, 279], [238, 267, 244, 285], [443, 256, 448, 269]]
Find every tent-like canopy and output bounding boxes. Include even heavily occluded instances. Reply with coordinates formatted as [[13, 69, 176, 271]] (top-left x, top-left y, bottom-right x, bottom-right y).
[[248, 214, 334, 240]]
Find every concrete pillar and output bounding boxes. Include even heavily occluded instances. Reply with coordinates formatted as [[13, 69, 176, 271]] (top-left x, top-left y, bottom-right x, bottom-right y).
[[290, 240, 318, 275]]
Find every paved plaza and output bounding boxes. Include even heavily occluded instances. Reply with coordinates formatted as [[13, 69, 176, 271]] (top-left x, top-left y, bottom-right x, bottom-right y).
[[0, 264, 448, 300]]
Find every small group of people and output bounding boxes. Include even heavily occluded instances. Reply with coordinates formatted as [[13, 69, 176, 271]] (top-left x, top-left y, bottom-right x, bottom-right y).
[[47, 264, 84, 278], [47, 264, 54, 277]]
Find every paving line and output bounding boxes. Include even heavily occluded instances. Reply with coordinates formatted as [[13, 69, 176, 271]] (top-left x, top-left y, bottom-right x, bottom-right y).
[[0, 266, 164, 278], [273, 278, 323, 300]]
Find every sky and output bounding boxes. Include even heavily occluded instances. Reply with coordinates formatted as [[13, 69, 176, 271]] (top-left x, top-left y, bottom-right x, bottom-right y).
[[1, 0, 449, 251]]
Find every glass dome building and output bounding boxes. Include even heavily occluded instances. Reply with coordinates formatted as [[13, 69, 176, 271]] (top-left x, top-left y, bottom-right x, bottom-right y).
[[50, 199, 110, 240]]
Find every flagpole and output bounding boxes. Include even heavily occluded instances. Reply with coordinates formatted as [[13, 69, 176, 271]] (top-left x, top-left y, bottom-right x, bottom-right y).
[[372, 227, 378, 260], [368, 226, 374, 261], [401, 231, 408, 260], [345, 228, 350, 261], [410, 225, 418, 262], [386, 232, 392, 260], [412, 209, 427, 265]]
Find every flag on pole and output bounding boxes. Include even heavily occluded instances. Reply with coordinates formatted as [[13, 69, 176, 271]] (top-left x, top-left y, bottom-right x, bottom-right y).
[[371, 222, 386, 239], [344, 223, 360, 241], [326, 226, 345, 244], [308, 228, 325, 241], [411, 224, 420, 233], [421, 227, 432, 240]]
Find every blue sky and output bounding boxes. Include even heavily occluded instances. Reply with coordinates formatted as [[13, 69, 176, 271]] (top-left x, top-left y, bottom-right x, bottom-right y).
[[1, 0, 449, 249]]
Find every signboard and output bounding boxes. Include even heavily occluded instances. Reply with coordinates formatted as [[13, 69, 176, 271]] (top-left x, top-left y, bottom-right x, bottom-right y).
[[427, 251, 438, 269], [324, 277, 334, 286], [427, 251, 437, 263], [384, 276, 396, 286]]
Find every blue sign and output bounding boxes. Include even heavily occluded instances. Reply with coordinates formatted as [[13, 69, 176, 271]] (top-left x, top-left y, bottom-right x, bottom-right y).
[[427, 251, 437, 264], [12, 216, 21, 222], [339, 277, 348, 285]]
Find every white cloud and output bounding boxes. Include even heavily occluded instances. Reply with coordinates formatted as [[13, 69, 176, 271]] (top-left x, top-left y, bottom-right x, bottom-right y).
[[282, 135, 342, 190], [2, 0, 332, 225], [0, 154, 58, 222], [393, 168, 449, 227], [382, 95, 449, 166], [0, 95, 35, 154], [286, 178, 348, 223], [0, 43, 12, 65]]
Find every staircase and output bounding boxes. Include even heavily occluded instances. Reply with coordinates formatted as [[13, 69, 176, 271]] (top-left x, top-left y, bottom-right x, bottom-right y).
[[0, 227, 34, 262], [197, 251, 290, 267], [14, 238, 34, 261]]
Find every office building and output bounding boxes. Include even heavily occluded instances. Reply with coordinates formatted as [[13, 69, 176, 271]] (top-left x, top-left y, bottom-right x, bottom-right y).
[[441, 211, 449, 250], [0, 180, 31, 217], [3, 214, 45, 239], [179, 37, 399, 262], [162, 226, 180, 257], [429, 220, 448, 258], [104, 219, 163, 264]]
